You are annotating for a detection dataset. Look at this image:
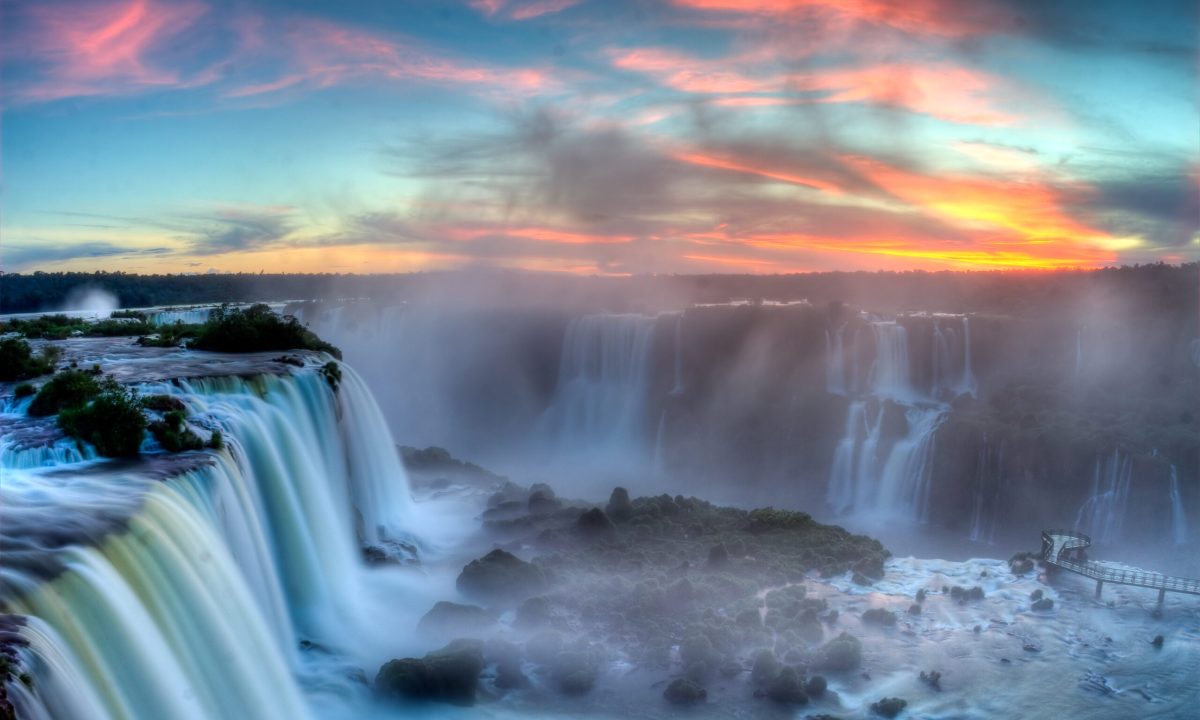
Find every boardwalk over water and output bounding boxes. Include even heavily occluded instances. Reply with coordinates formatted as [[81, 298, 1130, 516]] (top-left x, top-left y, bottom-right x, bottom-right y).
[[1041, 529, 1200, 608]]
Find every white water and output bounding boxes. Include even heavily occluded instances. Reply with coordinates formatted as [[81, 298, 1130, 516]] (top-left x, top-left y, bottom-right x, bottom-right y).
[[2, 361, 422, 720], [868, 321, 914, 401], [1074, 449, 1133, 545], [541, 314, 657, 464], [1167, 465, 1189, 546], [958, 316, 977, 397], [825, 324, 847, 395], [670, 312, 685, 396], [968, 440, 1003, 544], [147, 308, 214, 326]]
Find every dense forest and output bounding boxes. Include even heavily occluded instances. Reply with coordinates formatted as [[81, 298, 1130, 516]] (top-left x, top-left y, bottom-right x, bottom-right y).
[[1, 265, 1197, 321]]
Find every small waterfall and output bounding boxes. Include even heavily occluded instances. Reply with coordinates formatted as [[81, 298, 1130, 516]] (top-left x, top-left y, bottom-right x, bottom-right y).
[[1073, 449, 1133, 544], [147, 307, 214, 326], [670, 312, 686, 396], [826, 401, 946, 520], [874, 406, 946, 522], [543, 314, 658, 460], [968, 440, 1003, 543], [825, 324, 847, 395], [827, 401, 867, 513], [1168, 465, 1189, 545], [958, 316, 977, 397], [930, 320, 952, 397], [868, 321, 913, 401]]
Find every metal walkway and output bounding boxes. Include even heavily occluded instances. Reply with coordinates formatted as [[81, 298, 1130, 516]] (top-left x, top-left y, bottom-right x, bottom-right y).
[[1040, 529, 1200, 606]]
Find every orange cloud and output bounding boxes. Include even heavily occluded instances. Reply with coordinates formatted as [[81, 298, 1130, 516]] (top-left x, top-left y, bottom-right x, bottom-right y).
[[847, 156, 1112, 247], [671, 149, 842, 193], [610, 48, 767, 94], [671, 0, 1005, 38], [13, 0, 210, 102]]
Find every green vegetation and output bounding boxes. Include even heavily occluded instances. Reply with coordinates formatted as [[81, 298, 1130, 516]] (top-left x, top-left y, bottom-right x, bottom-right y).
[[0, 314, 153, 340], [321, 360, 342, 389], [136, 322, 201, 348], [57, 380, 146, 458], [148, 410, 205, 452], [190, 304, 341, 358], [28, 369, 102, 416], [13, 383, 36, 399], [0, 337, 60, 381]]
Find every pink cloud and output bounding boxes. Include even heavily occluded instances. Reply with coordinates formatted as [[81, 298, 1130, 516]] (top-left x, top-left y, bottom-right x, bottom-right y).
[[670, 0, 1008, 38], [225, 17, 553, 99], [10, 0, 211, 103], [470, 0, 582, 21]]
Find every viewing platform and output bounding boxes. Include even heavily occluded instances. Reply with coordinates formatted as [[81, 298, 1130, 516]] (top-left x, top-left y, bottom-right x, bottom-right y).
[[1041, 529, 1200, 609]]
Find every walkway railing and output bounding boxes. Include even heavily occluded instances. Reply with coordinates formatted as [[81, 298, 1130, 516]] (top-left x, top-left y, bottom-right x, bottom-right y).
[[1040, 529, 1200, 602]]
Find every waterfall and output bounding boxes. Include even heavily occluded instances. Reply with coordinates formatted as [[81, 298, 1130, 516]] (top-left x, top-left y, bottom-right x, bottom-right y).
[[826, 401, 866, 513], [147, 308, 214, 326], [958, 317, 977, 397], [930, 320, 951, 398], [670, 312, 686, 396], [868, 321, 913, 401], [1, 362, 419, 720], [968, 440, 1003, 543], [825, 324, 847, 395], [1168, 465, 1189, 545], [1073, 449, 1133, 544], [826, 401, 946, 520], [543, 314, 657, 461]]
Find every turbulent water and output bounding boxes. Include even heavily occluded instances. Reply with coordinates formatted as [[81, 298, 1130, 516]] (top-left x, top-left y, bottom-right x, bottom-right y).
[[0, 351, 424, 720]]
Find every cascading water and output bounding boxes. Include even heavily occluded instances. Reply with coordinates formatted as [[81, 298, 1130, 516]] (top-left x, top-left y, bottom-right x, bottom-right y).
[[670, 312, 685, 396], [1, 360, 420, 720], [958, 317, 977, 397], [825, 324, 847, 395], [868, 321, 914, 401], [968, 440, 1003, 544], [147, 308, 214, 326], [1073, 450, 1133, 545], [1168, 465, 1189, 546], [542, 314, 657, 463]]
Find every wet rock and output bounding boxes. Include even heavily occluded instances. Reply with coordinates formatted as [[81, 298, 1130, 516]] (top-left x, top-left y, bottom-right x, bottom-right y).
[[485, 639, 528, 690], [813, 632, 862, 673], [525, 483, 561, 514], [708, 543, 729, 567], [663, 677, 707, 705], [1030, 589, 1044, 601], [751, 649, 781, 686], [515, 596, 553, 630], [550, 649, 600, 695], [805, 674, 828, 697], [765, 666, 808, 704], [575, 508, 616, 541], [853, 555, 885, 580], [1151, 635, 1164, 648], [862, 608, 897, 626], [417, 602, 495, 636], [870, 696, 908, 717], [456, 549, 546, 603], [524, 631, 564, 665], [915, 589, 926, 603], [907, 603, 921, 616], [606, 487, 633, 522], [375, 639, 485, 706], [1031, 598, 1054, 611]]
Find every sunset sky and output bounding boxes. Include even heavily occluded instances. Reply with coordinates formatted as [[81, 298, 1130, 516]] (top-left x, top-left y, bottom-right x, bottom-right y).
[[1, 0, 1197, 275]]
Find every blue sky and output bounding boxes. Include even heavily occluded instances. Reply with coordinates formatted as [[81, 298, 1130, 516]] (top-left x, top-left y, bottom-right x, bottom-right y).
[[1, 0, 1197, 274]]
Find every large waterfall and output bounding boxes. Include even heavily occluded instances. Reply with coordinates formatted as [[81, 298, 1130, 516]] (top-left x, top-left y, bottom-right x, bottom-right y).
[[1, 361, 419, 720], [541, 314, 658, 464], [1168, 465, 1189, 546]]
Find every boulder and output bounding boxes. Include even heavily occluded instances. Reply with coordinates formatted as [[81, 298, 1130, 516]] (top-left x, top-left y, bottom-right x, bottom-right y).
[[813, 632, 862, 673], [606, 487, 633, 522], [515, 596, 554, 630], [575, 508, 616, 541], [870, 697, 908, 717], [375, 639, 485, 706], [417, 602, 495, 636], [861, 608, 897, 626], [766, 666, 808, 704], [456, 549, 546, 603], [663, 677, 707, 705]]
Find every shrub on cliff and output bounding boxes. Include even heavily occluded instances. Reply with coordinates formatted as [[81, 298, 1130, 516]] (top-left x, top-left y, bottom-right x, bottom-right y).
[[148, 410, 205, 452], [812, 632, 862, 672], [190, 304, 341, 358], [0, 338, 59, 382], [28, 369, 101, 416], [57, 381, 146, 457]]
